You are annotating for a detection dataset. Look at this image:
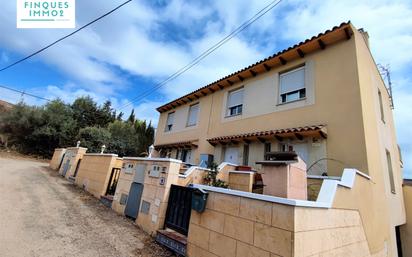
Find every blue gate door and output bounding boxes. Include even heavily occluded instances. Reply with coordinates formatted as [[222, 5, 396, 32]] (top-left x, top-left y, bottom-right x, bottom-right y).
[[62, 159, 70, 177], [124, 182, 144, 220]]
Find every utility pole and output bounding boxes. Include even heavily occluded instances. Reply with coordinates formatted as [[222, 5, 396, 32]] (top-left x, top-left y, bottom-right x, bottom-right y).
[[20, 90, 25, 103]]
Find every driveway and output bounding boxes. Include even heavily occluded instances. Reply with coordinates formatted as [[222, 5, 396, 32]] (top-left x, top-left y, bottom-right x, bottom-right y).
[[0, 156, 172, 257]]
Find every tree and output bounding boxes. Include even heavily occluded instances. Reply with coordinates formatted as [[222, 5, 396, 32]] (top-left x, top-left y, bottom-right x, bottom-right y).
[[107, 120, 135, 156], [127, 109, 135, 123], [0, 96, 155, 159], [77, 126, 111, 153], [96, 100, 116, 127], [41, 100, 77, 147], [72, 96, 99, 128], [28, 100, 77, 156], [0, 102, 44, 153], [134, 120, 155, 156], [116, 111, 124, 121]]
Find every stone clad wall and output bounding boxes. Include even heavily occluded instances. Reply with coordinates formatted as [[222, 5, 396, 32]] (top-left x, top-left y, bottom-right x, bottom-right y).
[[49, 148, 66, 170], [74, 154, 118, 198], [187, 190, 372, 257], [110, 158, 183, 235], [216, 163, 237, 182], [228, 172, 254, 192], [187, 191, 294, 257], [293, 207, 370, 256], [136, 160, 181, 234]]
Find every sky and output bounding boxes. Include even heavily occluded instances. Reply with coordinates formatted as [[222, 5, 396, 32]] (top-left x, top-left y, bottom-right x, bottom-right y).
[[0, 0, 411, 176]]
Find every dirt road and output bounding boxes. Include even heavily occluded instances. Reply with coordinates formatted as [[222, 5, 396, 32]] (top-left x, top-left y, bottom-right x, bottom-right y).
[[0, 156, 171, 257]]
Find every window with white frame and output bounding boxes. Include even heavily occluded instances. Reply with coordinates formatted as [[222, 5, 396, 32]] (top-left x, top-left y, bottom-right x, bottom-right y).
[[165, 112, 175, 132], [227, 88, 243, 116], [279, 66, 306, 104], [378, 89, 385, 123], [187, 103, 199, 127], [386, 150, 396, 194]]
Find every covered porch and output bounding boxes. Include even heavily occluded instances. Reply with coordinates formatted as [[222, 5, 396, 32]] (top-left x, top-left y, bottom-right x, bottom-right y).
[[207, 125, 328, 175], [155, 140, 199, 166]]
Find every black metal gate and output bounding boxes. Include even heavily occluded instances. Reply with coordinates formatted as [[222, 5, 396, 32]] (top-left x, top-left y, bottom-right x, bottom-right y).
[[73, 159, 82, 178], [164, 185, 193, 235], [105, 168, 121, 196]]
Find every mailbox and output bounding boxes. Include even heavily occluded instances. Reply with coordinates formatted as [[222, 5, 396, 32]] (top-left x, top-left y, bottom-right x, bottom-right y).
[[191, 188, 208, 213]]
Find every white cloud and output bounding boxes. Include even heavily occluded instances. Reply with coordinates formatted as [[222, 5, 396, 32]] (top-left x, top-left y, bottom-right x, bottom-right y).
[[280, 0, 412, 70], [0, 52, 9, 63], [393, 78, 412, 177]]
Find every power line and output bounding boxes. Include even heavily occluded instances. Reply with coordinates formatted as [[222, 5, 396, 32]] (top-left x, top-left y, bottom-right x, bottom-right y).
[[0, 0, 132, 73], [0, 84, 51, 102], [117, 0, 284, 111]]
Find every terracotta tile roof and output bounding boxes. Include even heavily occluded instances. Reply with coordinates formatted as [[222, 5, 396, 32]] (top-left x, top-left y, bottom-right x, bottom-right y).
[[157, 21, 353, 113], [207, 125, 327, 144], [154, 140, 198, 149]]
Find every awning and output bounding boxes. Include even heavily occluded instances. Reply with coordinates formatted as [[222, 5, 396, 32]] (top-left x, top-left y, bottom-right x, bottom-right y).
[[155, 140, 198, 150], [207, 125, 327, 145]]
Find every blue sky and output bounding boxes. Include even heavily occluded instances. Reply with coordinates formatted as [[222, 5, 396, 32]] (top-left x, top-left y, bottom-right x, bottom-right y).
[[0, 0, 411, 176]]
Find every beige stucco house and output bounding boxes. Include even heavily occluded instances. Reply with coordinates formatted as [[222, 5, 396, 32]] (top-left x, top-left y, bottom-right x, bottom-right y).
[[154, 22, 406, 256], [401, 179, 412, 256]]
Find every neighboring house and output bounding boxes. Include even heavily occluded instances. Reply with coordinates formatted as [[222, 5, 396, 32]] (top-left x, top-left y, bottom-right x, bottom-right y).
[[401, 179, 412, 255], [154, 22, 405, 256], [0, 100, 14, 147]]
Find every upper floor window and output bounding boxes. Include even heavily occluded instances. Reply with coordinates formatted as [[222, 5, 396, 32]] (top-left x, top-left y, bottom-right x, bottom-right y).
[[227, 88, 243, 117], [187, 103, 199, 127], [378, 89, 385, 123], [279, 66, 306, 104], [386, 149, 396, 194], [165, 112, 175, 132]]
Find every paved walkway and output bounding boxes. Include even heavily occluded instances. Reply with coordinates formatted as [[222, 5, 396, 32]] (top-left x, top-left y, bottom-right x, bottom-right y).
[[0, 156, 171, 257]]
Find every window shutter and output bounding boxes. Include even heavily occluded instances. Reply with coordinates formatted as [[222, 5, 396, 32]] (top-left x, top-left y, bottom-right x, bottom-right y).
[[227, 88, 244, 108], [167, 112, 174, 125], [187, 104, 199, 126], [280, 67, 305, 94]]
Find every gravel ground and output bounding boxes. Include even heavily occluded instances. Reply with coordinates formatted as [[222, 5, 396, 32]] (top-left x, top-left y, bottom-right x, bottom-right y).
[[0, 156, 174, 257]]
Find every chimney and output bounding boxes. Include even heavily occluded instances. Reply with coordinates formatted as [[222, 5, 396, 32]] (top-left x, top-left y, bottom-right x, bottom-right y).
[[358, 28, 370, 48]]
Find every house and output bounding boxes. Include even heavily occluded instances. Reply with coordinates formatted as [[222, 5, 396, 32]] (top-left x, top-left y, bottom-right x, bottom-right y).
[[154, 22, 406, 257], [401, 179, 412, 255], [74, 153, 122, 200]]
